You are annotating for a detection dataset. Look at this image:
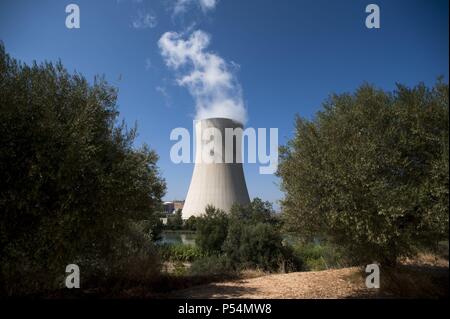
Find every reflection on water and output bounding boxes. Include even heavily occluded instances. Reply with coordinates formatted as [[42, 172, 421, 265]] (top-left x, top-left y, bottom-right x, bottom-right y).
[[158, 231, 197, 246]]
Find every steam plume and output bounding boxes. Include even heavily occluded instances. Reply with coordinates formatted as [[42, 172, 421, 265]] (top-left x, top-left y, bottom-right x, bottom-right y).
[[158, 30, 247, 124]]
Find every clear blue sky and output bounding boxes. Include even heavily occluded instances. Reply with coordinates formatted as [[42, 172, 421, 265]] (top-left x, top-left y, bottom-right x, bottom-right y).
[[1, 0, 448, 208]]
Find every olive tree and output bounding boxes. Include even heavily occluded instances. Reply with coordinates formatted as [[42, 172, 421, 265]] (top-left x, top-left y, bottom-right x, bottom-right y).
[[278, 81, 449, 265], [0, 43, 166, 295]]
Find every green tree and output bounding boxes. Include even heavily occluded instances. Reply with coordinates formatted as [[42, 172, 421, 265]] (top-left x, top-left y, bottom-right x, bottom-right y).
[[223, 199, 286, 271], [0, 44, 166, 295], [195, 206, 229, 254], [166, 209, 183, 230], [278, 81, 449, 265], [144, 212, 165, 242], [184, 216, 198, 231], [229, 198, 277, 225], [223, 221, 285, 271]]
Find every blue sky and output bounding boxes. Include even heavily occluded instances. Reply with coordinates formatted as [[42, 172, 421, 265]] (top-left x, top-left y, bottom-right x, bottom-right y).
[[0, 0, 448, 208]]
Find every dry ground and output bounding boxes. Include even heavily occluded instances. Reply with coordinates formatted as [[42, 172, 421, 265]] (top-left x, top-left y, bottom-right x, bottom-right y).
[[170, 267, 375, 299], [170, 255, 449, 299]]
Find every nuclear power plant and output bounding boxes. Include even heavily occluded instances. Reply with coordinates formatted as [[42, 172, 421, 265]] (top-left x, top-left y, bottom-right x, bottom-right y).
[[182, 118, 250, 219]]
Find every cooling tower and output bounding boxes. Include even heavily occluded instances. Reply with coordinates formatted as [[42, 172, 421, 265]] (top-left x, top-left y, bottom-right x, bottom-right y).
[[182, 118, 250, 219]]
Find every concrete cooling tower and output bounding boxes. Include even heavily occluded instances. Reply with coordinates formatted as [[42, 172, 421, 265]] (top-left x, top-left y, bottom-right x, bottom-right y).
[[182, 118, 250, 219]]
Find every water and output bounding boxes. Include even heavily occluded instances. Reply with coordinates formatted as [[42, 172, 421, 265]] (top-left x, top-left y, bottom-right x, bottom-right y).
[[158, 231, 197, 246]]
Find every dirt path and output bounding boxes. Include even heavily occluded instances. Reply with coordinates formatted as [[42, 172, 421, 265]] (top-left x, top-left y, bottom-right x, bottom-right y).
[[171, 267, 377, 299]]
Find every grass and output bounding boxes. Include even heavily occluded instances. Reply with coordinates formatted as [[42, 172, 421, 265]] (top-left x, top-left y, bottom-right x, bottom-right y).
[[158, 243, 205, 263], [290, 241, 346, 271]]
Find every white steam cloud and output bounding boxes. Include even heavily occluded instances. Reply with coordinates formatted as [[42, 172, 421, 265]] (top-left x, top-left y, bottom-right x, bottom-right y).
[[158, 30, 247, 124], [132, 11, 157, 29], [173, 0, 218, 15]]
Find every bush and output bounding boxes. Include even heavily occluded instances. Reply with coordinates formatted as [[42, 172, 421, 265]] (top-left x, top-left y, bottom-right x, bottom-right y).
[[189, 255, 235, 277], [278, 81, 449, 265], [183, 216, 198, 231], [193, 200, 297, 273], [221, 199, 296, 272], [106, 224, 161, 286], [0, 44, 166, 295], [229, 198, 277, 225], [165, 210, 183, 230], [223, 222, 285, 271], [158, 244, 205, 263], [195, 206, 229, 255], [290, 241, 346, 271]]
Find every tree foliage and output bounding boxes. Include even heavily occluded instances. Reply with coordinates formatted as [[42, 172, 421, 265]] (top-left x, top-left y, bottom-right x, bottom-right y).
[[229, 198, 277, 225], [194, 199, 291, 271], [183, 216, 198, 231], [166, 209, 183, 230], [223, 199, 286, 270], [195, 205, 229, 255], [223, 221, 285, 271], [278, 81, 449, 265], [0, 44, 166, 295]]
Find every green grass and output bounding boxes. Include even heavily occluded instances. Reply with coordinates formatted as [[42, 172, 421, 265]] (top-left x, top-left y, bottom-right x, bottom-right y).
[[158, 243, 205, 263], [289, 240, 346, 271]]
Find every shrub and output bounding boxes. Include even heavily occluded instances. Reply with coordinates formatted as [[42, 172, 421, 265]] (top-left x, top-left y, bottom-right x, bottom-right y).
[[195, 206, 229, 255], [193, 200, 294, 272], [222, 200, 293, 272], [278, 81, 449, 265], [0, 44, 166, 295], [290, 241, 346, 271], [189, 255, 235, 277], [166, 210, 183, 230], [106, 224, 161, 286], [158, 244, 205, 263], [172, 261, 188, 276], [223, 222, 285, 271], [229, 198, 277, 225], [184, 216, 198, 231]]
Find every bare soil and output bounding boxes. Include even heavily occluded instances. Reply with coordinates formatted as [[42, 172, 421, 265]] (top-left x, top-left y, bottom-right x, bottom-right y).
[[170, 267, 376, 299], [170, 255, 449, 299]]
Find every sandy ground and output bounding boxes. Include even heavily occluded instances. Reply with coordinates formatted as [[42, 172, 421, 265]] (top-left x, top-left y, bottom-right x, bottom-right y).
[[171, 267, 378, 299], [166, 253, 449, 299]]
